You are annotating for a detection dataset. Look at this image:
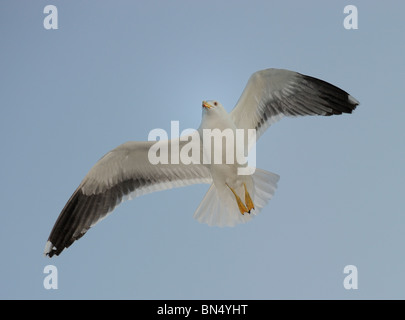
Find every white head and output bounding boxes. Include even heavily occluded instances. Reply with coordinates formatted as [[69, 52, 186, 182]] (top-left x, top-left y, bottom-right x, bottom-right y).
[[201, 100, 226, 116], [199, 100, 233, 133]]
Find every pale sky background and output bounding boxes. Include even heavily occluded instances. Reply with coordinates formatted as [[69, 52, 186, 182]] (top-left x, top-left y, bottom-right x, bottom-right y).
[[1, 0, 404, 299]]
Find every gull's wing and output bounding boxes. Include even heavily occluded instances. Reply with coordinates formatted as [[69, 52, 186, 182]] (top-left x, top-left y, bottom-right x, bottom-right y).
[[45, 132, 211, 257], [230, 68, 359, 142]]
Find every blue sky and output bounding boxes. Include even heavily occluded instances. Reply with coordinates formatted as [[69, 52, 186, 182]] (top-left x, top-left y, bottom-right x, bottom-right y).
[[1, 0, 404, 299]]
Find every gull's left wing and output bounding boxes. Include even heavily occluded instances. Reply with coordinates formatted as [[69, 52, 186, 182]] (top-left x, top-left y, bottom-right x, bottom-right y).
[[230, 68, 359, 143]]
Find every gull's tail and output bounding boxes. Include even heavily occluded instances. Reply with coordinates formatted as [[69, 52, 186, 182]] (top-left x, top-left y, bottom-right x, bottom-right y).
[[193, 168, 280, 227]]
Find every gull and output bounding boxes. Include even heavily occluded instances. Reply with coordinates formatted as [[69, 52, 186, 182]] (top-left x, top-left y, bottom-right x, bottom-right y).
[[44, 68, 359, 257]]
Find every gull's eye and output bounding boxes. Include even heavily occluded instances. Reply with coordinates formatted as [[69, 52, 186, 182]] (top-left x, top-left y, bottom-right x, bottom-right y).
[[214, 101, 218, 106]]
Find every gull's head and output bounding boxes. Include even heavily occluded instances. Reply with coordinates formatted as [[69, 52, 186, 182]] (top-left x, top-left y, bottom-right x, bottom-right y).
[[200, 100, 229, 130], [202, 100, 224, 111], [202, 100, 223, 109]]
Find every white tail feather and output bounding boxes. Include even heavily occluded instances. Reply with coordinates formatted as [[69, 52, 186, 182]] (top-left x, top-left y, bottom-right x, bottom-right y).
[[193, 168, 280, 227]]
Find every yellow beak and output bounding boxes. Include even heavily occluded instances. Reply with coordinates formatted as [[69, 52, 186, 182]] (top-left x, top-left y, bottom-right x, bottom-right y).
[[202, 101, 211, 109]]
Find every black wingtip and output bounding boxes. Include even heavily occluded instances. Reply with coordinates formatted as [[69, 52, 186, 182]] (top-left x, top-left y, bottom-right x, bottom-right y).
[[44, 178, 140, 257], [301, 74, 360, 116], [348, 94, 360, 107], [44, 240, 58, 258], [44, 188, 88, 258]]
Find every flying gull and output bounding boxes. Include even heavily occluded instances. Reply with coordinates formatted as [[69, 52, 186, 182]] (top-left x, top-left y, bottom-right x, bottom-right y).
[[44, 68, 359, 257]]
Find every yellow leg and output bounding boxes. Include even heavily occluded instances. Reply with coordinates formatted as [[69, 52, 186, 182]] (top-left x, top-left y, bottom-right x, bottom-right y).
[[226, 183, 249, 215], [243, 183, 255, 213]]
